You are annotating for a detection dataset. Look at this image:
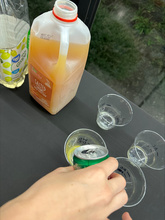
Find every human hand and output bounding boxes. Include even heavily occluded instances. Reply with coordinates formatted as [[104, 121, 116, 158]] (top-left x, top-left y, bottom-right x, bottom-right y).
[[122, 212, 132, 220], [0, 157, 128, 220]]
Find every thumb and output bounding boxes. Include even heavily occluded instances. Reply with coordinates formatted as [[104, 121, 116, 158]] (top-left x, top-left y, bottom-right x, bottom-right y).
[[122, 212, 132, 220]]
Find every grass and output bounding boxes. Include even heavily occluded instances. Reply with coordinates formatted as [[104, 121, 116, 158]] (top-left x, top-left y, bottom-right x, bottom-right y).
[[86, 3, 139, 80], [123, 0, 165, 36], [27, 0, 53, 25]]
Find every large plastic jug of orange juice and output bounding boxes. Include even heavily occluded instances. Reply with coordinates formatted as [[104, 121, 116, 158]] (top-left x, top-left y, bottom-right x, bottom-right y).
[[28, 0, 90, 114]]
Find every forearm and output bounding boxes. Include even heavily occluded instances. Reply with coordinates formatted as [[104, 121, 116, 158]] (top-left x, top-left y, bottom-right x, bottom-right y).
[[0, 185, 63, 220], [0, 197, 36, 220]]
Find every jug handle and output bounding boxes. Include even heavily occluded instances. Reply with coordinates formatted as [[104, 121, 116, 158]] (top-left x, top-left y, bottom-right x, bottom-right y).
[[51, 28, 69, 81], [59, 28, 69, 56]]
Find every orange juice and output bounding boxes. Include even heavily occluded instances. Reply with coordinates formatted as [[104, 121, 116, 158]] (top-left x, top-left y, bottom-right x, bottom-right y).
[[28, 0, 90, 114], [28, 31, 89, 114]]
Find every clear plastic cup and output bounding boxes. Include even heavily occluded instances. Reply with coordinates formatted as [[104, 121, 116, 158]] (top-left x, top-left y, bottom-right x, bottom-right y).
[[64, 128, 107, 165], [96, 94, 133, 130], [127, 130, 165, 170], [116, 157, 146, 207]]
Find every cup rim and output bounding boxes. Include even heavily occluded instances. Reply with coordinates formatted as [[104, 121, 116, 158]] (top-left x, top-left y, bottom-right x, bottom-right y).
[[64, 128, 107, 165], [116, 157, 146, 207], [134, 130, 165, 170], [97, 93, 133, 127]]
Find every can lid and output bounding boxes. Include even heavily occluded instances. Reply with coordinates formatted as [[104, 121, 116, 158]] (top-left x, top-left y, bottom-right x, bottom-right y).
[[52, 0, 78, 22], [73, 145, 109, 160]]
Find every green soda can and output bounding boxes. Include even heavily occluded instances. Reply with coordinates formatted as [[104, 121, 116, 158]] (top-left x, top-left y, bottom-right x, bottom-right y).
[[73, 145, 109, 169]]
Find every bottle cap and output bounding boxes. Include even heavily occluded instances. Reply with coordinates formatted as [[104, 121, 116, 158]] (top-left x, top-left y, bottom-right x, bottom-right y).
[[53, 0, 78, 22]]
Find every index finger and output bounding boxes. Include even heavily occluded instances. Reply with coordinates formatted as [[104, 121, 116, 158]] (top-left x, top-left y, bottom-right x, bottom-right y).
[[93, 157, 118, 178]]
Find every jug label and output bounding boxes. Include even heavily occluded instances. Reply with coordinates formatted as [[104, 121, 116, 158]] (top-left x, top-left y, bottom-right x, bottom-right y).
[[29, 65, 53, 108]]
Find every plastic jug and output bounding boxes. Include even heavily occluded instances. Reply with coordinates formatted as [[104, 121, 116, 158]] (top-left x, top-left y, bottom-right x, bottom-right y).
[[0, 0, 30, 88], [28, 0, 91, 115]]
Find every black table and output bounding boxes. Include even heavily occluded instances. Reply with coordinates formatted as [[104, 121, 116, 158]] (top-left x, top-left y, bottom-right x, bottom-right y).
[[0, 71, 165, 220]]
